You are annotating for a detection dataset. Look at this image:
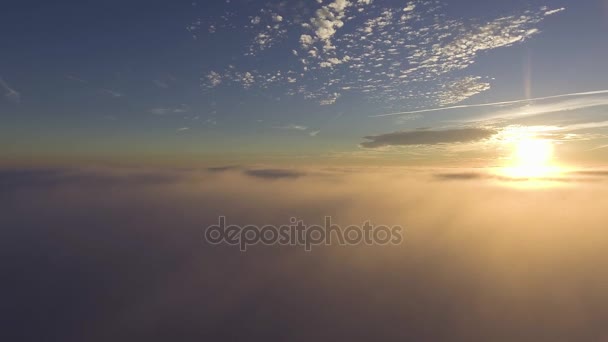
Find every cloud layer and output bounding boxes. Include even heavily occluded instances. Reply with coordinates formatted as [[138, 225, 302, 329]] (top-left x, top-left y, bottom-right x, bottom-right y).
[[3, 166, 608, 341]]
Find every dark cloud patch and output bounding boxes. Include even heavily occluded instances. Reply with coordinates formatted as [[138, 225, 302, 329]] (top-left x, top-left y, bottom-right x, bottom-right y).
[[206, 165, 242, 173], [205, 166, 307, 180], [434, 172, 488, 181], [572, 170, 608, 177], [244, 168, 305, 180], [360, 128, 496, 148], [434, 170, 608, 183]]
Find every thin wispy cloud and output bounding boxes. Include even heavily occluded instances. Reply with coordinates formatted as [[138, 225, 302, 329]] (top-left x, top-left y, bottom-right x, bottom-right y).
[[372, 89, 608, 118], [65, 75, 88, 84], [274, 124, 309, 131], [461, 96, 608, 123], [0, 77, 21, 103], [153, 79, 169, 89], [150, 105, 189, 115], [101, 89, 123, 98], [588, 144, 608, 151], [556, 120, 608, 132], [66, 75, 126, 99]]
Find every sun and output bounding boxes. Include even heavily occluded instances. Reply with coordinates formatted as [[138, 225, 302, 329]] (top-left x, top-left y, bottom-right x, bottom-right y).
[[515, 138, 554, 167], [502, 138, 559, 178]]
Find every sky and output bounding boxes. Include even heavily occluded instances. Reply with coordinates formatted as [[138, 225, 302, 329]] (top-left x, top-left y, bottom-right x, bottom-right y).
[[0, 0, 606, 167], [3, 2, 608, 341]]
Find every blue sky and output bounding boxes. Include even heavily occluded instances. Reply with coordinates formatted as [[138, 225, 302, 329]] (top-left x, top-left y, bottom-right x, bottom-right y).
[[0, 0, 606, 166]]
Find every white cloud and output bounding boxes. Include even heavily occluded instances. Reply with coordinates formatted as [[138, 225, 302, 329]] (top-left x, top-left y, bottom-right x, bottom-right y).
[[544, 7, 566, 16], [300, 34, 314, 48], [202, 2, 560, 107], [245, 9, 289, 55], [320, 92, 341, 105], [206, 71, 222, 87], [436, 77, 491, 106], [403, 3, 416, 12], [241, 72, 255, 88], [307, 0, 354, 49]]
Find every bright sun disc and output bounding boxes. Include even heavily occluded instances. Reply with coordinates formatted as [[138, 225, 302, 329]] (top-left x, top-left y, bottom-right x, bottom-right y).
[[501, 138, 561, 179], [515, 139, 554, 166]]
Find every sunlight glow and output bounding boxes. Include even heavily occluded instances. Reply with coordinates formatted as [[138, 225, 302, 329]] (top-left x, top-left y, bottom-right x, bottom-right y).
[[504, 139, 559, 178], [496, 127, 565, 180]]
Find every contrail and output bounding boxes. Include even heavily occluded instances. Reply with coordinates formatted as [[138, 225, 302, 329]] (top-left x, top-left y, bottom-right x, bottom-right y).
[[371, 89, 608, 118]]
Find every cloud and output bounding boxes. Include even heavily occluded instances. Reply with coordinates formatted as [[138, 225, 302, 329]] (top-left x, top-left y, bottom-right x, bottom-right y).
[[66, 75, 88, 84], [372, 89, 608, 117], [409, 12, 546, 77], [100, 88, 123, 98], [544, 7, 566, 16], [149, 105, 190, 115], [319, 92, 340, 105], [244, 168, 306, 180], [0, 77, 21, 103], [203, 166, 309, 180], [588, 144, 608, 151], [300, 34, 314, 47], [206, 71, 222, 88], [246, 8, 289, 55], [433, 170, 608, 183], [309, 0, 351, 42], [3, 166, 608, 341], [434, 172, 487, 181], [465, 97, 608, 123], [274, 124, 308, 131], [240, 72, 255, 88], [560, 121, 608, 131], [360, 128, 497, 148], [206, 165, 241, 173], [153, 80, 169, 89], [436, 76, 491, 106], [201, 3, 559, 106], [573, 170, 608, 176]]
